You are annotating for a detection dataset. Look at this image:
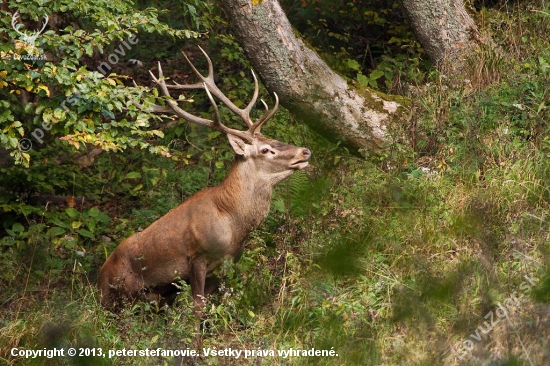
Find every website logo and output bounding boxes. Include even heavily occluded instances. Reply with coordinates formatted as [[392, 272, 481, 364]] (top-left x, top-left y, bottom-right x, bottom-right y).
[[11, 11, 49, 48]]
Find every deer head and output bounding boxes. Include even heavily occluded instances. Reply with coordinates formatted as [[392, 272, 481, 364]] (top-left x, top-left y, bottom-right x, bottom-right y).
[[11, 11, 49, 47], [135, 46, 311, 184]]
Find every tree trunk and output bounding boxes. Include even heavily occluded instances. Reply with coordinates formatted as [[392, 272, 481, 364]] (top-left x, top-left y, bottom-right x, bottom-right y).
[[218, 0, 405, 155], [401, 0, 484, 71]]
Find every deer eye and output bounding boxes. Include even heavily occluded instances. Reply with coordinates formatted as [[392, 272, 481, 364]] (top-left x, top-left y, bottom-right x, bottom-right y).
[[261, 148, 269, 154]]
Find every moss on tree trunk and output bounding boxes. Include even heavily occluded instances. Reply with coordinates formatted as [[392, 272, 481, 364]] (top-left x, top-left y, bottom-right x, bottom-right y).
[[401, 0, 486, 71], [219, 0, 407, 154]]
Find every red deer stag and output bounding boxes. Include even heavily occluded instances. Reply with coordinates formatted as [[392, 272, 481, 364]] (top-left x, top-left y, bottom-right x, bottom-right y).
[[98, 47, 311, 316]]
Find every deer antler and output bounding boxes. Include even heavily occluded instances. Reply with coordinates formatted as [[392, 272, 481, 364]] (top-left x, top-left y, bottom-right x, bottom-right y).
[[11, 11, 49, 46], [137, 47, 279, 140], [36, 14, 49, 35]]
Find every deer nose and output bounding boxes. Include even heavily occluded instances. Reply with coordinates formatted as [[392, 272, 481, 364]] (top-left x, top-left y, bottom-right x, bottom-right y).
[[302, 149, 312, 159]]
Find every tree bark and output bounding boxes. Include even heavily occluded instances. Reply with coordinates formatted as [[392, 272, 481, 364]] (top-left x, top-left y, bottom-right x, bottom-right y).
[[218, 0, 405, 154], [401, 0, 484, 71]]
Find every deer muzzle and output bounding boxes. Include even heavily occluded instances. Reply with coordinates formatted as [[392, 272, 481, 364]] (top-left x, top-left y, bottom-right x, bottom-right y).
[[291, 148, 312, 169]]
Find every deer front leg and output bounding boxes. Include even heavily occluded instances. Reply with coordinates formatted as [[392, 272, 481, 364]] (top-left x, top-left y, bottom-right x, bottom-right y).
[[190, 259, 208, 347], [204, 275, 221, 297], [190, 259, 208, 318]]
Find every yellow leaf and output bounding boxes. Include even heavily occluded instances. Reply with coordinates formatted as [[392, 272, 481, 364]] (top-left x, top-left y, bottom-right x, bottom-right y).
[[37, 85, 50, 97], [106, 78, 116, 86], [252, 0, 263, 5]]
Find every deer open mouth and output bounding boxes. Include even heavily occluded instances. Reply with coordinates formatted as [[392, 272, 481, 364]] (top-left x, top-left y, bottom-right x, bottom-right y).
[[291, 161, 309, 169]]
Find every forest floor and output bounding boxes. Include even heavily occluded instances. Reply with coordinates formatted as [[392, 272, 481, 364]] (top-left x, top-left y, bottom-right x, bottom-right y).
[[1, 3, 550, 366]]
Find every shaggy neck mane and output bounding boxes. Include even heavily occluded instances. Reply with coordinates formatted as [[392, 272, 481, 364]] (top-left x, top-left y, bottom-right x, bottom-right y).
[[213, 156, 274, 226]]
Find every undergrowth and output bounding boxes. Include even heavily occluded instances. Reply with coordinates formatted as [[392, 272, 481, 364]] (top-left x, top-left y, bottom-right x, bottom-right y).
[[2, 3, 550, 366]]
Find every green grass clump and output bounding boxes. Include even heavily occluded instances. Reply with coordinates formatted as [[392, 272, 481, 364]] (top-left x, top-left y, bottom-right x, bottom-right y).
[[2, 4, 550, 366]]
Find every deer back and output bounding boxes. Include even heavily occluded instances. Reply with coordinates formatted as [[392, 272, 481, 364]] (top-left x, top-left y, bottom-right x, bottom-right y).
[[98, 47, 311, 313]]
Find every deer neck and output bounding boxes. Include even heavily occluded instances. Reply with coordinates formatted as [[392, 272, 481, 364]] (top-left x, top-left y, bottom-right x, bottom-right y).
[[214, 157, 274, 231]]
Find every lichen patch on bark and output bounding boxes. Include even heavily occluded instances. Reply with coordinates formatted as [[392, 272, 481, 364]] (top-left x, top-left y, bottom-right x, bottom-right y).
[[220, 0, 410, 154], [383, 100, 399, 114]]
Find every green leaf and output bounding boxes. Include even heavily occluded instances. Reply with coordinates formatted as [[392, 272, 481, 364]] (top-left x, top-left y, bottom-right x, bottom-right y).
[[87, 207, 100, 217], [84, 43, 94, 56], [410, 169, 423, 179], [370, 70, 384, 80], [78, 229, 94, 238], [49, 218, 70, 229], [130, 184, 143, 194], [124, 172, 141, 180], [272, 197, 286, 213], [347, 59, 361, 71], [53, 108, 67, 121], [86, 219, 96, 233], [357, 73, 369, 87], [12, 223, 25, 233], [96, 212, 112, 224], [65, 208, 80, 219], [48, 227, 66, 237]]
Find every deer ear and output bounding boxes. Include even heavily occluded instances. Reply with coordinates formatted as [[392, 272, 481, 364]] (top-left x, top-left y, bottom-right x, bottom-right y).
[[227, 134, 248, 156]]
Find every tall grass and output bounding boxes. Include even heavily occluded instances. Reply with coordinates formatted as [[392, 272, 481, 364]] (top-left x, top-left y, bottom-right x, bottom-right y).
[[2, 3, 550, 366]]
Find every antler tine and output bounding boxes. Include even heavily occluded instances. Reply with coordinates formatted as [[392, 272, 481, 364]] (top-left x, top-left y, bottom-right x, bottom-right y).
[[11, 11, 19, 24], [149, 62, 171, 97], [240, 70, 260, 128], [177, 47, 257, 129], [167, 66, 205, 91], [11, 11, 24, 37], [203, 83, 221, 127], [202, 82, 255, 142], [147, 62, 215, 126], [250, 92, 279, 135], [166, 47, 213, 91], [181, 47, 211, 82], [132, 80, 172, 113], [197, 46, 214, 82], [39, 14, 49, 33]]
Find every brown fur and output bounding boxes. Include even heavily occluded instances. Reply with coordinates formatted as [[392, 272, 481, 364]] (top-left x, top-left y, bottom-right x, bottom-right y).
[[98, 135, 311, 315]]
